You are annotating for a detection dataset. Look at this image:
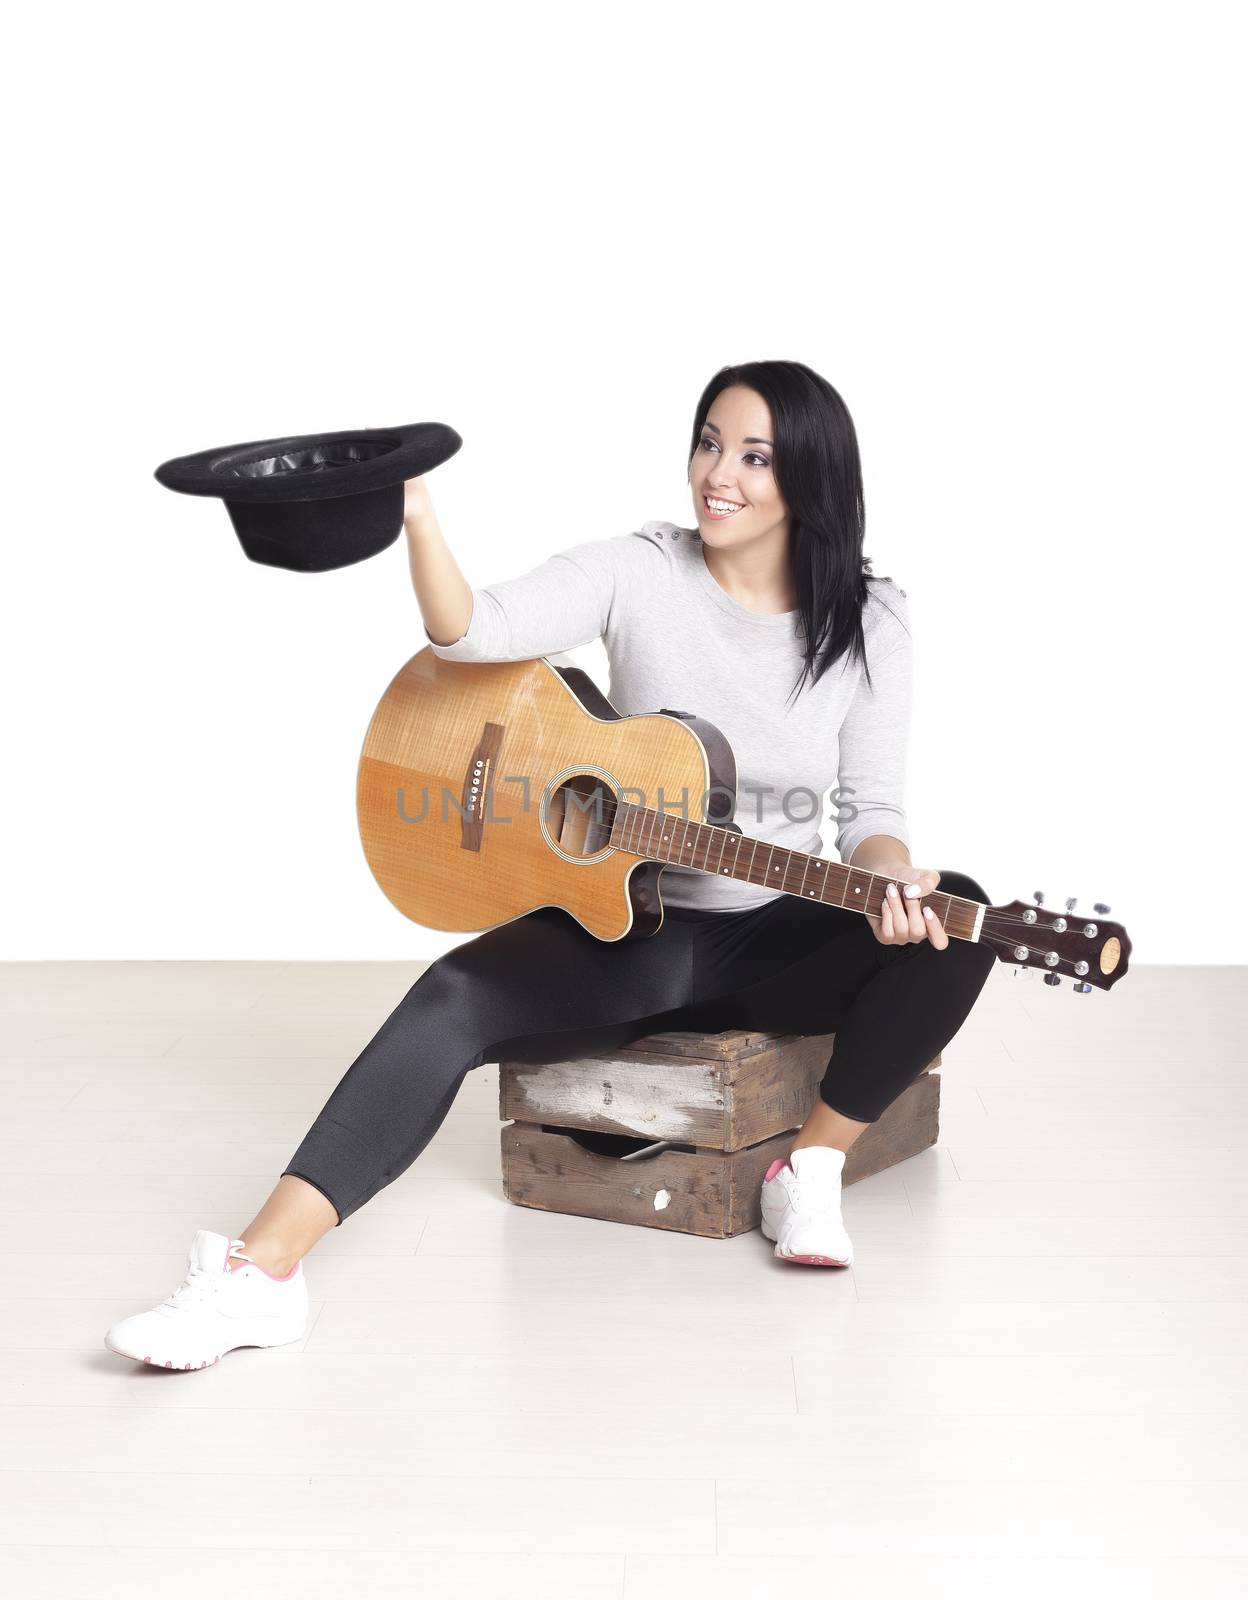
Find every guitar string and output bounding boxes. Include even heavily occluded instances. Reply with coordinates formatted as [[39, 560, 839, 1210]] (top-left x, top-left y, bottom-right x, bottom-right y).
[[589, 802, 1071, 927], [562, 799, 1106, 953]]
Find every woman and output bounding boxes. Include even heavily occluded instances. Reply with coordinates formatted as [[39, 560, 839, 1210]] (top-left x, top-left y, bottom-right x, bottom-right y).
[[105, 360, 996, 1370]]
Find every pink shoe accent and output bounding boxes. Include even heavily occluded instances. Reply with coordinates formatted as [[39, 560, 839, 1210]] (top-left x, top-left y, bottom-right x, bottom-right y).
[[254, 1260, 298, 1282], [764, 1157, 793, 1182], [778, 1251, 851, 1267]]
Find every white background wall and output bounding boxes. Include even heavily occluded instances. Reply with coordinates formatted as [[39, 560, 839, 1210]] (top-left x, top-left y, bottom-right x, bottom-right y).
[[4, 1, 1242, 963]]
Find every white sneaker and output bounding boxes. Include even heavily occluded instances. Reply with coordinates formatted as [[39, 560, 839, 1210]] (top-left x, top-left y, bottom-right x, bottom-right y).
[[760, 1146, 854, 1267], [104, 1229, 309, 1370]]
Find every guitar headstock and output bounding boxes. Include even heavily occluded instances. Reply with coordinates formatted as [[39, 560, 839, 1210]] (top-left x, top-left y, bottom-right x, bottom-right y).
[[978, 896, 1132, 992]]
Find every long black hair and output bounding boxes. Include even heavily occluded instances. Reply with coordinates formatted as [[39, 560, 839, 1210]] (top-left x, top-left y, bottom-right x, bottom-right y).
[[687, 359, 903, 708]]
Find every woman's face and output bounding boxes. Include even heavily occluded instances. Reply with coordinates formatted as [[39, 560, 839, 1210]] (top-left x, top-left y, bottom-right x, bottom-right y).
[[688, 384, 789, 546]]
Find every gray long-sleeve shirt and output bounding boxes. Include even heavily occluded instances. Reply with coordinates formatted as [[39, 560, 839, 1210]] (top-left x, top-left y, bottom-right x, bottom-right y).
[[425, 519, 912, 913]]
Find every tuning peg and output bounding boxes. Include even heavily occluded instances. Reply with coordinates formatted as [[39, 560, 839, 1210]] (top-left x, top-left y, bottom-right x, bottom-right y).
[[1065, 897, 1077, 912], [1044, 972, 1061, 987], [1033, 891, 1045, 905], [1094, 903, 1111, 915], [1073, 982, 1093, 995]]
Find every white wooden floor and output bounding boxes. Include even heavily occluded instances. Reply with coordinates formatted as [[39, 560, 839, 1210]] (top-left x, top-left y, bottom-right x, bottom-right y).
[[0, 959, 1245, 1599]]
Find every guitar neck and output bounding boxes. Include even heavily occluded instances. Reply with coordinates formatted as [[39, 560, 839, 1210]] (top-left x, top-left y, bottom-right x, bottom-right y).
[[610, 803, 986, 942]]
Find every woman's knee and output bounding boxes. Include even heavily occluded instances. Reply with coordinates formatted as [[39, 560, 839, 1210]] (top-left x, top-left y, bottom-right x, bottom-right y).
[[371, 955, 501, 1065], [403, 943, 505, 1012]]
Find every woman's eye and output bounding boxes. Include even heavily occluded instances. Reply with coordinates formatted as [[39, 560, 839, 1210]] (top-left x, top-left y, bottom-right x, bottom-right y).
[[700, 438, 770, 469]]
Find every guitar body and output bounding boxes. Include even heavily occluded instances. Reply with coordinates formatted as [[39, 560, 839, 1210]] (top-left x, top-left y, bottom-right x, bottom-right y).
[[356, 648, 741, 939]]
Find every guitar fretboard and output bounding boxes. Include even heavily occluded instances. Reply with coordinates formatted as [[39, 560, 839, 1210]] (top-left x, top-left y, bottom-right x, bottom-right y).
[[609, 802, 983, 942]]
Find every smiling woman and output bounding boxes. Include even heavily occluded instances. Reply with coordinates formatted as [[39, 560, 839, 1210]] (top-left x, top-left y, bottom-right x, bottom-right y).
[[104, 359, 999, 1369]]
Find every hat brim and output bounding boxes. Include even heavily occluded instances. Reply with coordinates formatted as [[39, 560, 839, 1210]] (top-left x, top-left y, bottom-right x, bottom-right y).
[[154, 422, 462, 503]]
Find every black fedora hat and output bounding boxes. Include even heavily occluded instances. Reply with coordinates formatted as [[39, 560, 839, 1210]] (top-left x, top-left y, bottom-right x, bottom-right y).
[[154, 421, 462, 572]]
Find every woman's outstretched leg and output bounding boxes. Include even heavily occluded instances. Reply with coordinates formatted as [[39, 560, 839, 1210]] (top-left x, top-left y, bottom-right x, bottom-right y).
[[245, 903, 705, 1265], [104, 905, 703, 1368]]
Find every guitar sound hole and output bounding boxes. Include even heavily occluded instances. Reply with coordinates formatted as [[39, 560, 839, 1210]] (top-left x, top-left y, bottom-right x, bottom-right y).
[[545, 775, 617, 858]]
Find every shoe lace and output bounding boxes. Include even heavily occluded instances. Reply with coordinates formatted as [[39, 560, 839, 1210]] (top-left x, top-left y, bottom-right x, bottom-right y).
[[156, 1239, 253, 1317], [786, 1172, 842, 1221]]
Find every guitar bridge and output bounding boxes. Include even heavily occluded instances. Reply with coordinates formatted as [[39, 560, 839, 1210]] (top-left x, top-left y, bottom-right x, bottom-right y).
[[459, 721, 505, 849]]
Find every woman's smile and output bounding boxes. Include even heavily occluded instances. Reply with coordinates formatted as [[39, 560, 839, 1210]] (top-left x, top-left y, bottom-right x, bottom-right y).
[[702, 493, 745, 520]]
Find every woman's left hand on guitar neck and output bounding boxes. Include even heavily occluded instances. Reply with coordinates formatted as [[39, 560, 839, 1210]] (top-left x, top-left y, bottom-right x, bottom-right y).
[[849, 844, 950, 951]]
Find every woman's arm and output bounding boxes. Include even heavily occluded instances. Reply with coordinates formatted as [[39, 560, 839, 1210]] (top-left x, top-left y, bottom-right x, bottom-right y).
[[403, 491, 653, 665], [403, 478, 474, 647], [849, 835, 912, 872]]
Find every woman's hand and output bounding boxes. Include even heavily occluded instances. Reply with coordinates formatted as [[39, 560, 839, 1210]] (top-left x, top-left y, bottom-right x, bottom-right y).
[[868, 864, 949, 950], [403, 475, 437, 529]]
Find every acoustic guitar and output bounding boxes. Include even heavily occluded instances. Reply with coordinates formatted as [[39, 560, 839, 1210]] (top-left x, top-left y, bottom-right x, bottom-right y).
[[356, 649, 1132, 993]]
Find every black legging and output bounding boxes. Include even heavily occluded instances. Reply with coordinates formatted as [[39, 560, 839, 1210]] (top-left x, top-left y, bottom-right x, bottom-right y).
[[282, 869, 996, 1226]]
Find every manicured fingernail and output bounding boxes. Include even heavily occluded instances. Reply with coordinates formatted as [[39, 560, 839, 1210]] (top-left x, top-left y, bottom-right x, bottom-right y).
[[887, 882, 898, 896], [904, 883, 919, 898], [923, 906, 934, 919]]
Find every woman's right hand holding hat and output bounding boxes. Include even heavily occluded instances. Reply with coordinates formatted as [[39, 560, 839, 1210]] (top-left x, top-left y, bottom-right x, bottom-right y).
[[403, 475, 437, 531]]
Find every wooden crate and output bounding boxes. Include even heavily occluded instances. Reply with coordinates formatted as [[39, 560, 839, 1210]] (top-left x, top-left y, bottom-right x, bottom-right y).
[[499, 1027, 941, 1238]]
